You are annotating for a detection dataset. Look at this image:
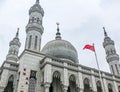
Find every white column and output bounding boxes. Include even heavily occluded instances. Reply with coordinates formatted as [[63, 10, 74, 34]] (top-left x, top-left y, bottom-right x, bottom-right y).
[[0, 68, 9, 88], [102, 73, 108, 92], [63, 62, 68, 91], [44, 83, 50, 92], [91, 70, 97, 92], [80, 89, 84, 92], [78, 66, 84, 92], [63, 85, 68, 92], [112, 76, 118, 92], [44, 58, 52, 92], [44, 58, 52, 83]]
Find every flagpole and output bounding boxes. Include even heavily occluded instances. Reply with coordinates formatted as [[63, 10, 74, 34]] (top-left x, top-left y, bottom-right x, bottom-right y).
[[93, 43, 105, 92]]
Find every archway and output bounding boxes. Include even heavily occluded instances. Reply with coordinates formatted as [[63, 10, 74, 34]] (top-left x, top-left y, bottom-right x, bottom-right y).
[[83, 78, 90, 92], [49, 71, 62, 92], [108, 83, 113, 92], [68, 75, 76, 92], [96, 81, 102, 92], [4, 75, 14, 92]]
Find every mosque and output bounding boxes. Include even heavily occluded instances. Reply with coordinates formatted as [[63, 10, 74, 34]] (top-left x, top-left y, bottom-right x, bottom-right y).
[[0, 0, 120, 92]]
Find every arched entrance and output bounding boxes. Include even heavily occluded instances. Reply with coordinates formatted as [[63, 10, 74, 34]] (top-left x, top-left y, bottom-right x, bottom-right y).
[[108, 83, 113, 92], [68, 75, 76, 92], [83, 78, 90, 92], [49, 71, 62, 92], [4, 75, 14, 92], [96, 81, 102, 92]]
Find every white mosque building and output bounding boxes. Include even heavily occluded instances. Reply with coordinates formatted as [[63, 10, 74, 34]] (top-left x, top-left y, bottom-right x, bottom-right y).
[[0, 0, 120, 92]]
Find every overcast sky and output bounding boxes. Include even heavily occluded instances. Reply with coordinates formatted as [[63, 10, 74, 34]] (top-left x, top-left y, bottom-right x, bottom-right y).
[[0, 0, 120, 73]]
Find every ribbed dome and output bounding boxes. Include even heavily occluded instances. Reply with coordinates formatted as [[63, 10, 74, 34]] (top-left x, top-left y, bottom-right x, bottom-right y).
[[29, 1, 44, 16], [41, 39, 78, 63]]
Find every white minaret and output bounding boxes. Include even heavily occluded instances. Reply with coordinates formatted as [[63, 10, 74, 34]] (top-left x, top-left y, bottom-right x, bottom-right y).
[[0, 29, 21, 92], [25, 0, 44, 52], [6, 28, 21, 62], [103, 27, 120, 76]]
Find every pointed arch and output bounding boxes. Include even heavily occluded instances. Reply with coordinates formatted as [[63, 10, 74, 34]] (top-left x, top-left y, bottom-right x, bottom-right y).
[[4, 75, 14, 92], [108, 83, 113, 92], [69, 74, 76, 82], [49, 71, 62, 92], [96, 81, 102, 92], [83, 78, 90, 92], [53, 71, 61, 79], [68, 74, 77, 92], [84, 78, 90, 85]]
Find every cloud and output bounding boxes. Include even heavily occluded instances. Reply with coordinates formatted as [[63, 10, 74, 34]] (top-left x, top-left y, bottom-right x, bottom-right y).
[[0, 0, 120, 72]]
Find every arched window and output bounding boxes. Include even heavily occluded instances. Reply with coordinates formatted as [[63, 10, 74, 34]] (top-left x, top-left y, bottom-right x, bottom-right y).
[[4, 75, 14, 92], [84, 78, 90, 92], [28, 71, 36, 92], [34, 36, 38, 49], [108, 83, 113, 92], [28, 35, 32, 49], [96, 81, 102, 92]]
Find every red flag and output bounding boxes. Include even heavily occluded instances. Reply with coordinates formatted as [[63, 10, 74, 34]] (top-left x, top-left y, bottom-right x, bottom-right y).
[[83, 44, 95, 52]]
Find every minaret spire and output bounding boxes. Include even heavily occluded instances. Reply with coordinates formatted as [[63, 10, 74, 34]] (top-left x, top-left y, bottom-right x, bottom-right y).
[[16, 28, 19, 38], [103, 27, 108, 37], [56, 22, 61, 40], [103, 27, 120, 76], [6, 30, 21, 61], [36, 0, 39, 4]]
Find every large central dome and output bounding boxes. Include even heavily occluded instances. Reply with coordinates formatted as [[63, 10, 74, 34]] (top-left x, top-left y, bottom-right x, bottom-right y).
[[41, 24, 78, 63]]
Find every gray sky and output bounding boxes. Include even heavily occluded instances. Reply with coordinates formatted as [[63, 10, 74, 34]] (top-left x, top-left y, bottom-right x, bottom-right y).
[[0, 0, 120, 72]]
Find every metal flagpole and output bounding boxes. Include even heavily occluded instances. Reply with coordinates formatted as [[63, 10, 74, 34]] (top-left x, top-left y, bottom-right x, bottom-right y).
[[93, 43, 105, 92]]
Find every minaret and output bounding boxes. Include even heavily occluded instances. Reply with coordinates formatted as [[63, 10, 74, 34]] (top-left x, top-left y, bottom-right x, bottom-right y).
[[25, 0, 44, 52], [0, 29, 21, 92], [103, 27, 120, 76], [56, 22, 61, 40], [6, 28, 21, 62]]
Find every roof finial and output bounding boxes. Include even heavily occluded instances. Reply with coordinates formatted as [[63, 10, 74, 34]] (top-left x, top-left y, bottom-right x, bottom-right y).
[[103, 27, 108, 37], [36, 0, 39, 4], [56, 22, 61, 40], [56, 22, 60, 32], [16, 28, 19, 38]]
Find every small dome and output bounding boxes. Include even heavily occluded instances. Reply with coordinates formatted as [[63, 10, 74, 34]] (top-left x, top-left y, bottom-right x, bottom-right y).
[[29, 1, 44, 16], [41, 39, 78, 63]]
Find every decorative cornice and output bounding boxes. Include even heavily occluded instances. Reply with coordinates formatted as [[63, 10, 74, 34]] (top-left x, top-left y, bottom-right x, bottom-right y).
[[26, 24, 44, 34], [18, 48, 120, 83], [106, 55, 119, 63]]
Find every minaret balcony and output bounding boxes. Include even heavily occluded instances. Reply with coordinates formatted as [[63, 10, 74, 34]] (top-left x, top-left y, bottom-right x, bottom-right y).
[[26, 23, 44, 34], [106, 54, 119, 63], [103, 41, 114, 48]]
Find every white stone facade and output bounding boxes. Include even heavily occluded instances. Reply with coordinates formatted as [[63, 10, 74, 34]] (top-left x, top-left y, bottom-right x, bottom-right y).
[[0, 0, 120, 92]]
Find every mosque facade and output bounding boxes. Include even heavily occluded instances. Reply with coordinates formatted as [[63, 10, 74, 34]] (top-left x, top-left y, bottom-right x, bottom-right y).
[[0, 0, 120, 92]]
